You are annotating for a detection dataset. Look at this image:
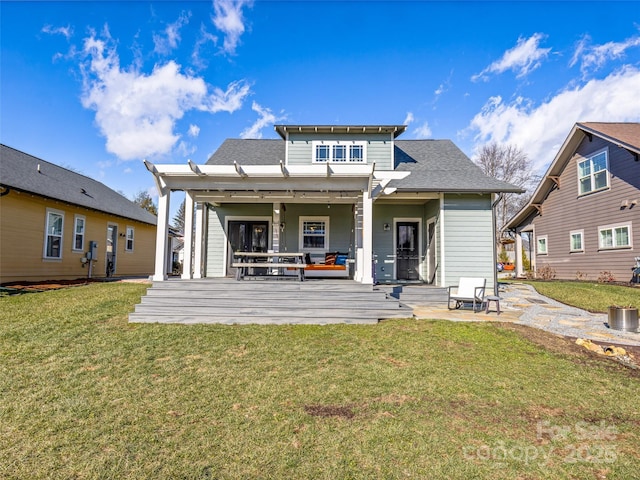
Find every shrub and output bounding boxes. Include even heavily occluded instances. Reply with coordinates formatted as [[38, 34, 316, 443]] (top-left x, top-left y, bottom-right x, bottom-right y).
[[597, 271, 616, 283], [536, 264, 556, 280], [575, 271, 588, 281]]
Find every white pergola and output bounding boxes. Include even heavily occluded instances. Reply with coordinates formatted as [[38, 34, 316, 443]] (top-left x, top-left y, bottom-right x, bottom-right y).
[[145, 160, 410, 284]]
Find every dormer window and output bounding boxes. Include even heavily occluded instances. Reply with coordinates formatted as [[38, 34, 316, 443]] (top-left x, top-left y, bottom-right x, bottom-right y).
[[313, 141, 366, 163]]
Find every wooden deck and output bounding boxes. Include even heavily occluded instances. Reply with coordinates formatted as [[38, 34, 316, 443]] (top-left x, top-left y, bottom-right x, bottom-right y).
[[128, 278, 432, 325]]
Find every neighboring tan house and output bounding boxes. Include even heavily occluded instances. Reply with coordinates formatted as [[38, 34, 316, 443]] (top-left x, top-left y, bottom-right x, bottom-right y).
[[505, 122, 640, 281], [146, 124, 521, 291], [0, 144, 157, 283]]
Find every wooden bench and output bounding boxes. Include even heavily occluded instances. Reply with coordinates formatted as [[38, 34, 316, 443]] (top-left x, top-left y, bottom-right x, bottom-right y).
[[447, 277, 486, 312]]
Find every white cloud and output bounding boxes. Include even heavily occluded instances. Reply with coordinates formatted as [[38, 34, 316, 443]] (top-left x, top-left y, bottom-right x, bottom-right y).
[[188, 124, 200, 137], [212, 0, 253, 55], [153, 11, 191, 55], [413, 122, 432, 139], [240, 102, 284, 139], [202, 79, 251, 113], [403, 112, 415, 125], [472, 33, 551, 82], [467, 66, 640, 173], [124, 167, 133, 174], [570, 33, 640, 76], [79, 29, 250, 160], [192, 24, 218, 69], [42, 24, 73, 40]]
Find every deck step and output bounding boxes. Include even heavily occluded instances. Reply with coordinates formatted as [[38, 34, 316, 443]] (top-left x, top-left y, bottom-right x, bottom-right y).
[[130, 278, 413, 325], [128, 314, 383, 325]]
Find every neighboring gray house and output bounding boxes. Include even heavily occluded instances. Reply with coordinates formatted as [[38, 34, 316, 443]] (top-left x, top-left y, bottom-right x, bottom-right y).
[[505, 122, 640, 281], [145, 124, 521, 290]]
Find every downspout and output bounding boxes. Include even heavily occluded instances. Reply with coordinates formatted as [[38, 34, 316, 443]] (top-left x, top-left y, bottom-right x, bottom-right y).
[[491, 193, 503, 296]]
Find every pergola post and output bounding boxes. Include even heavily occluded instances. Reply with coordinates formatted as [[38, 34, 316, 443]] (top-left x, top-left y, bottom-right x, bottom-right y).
[[181, 191, 195, 279], [193, 201, 205, 279], [361, 191, 374, 284], [153, 190, 171, 281]]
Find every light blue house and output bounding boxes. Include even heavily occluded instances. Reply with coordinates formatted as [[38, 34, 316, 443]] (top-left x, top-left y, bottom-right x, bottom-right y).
[[146, 125, 521, 290]]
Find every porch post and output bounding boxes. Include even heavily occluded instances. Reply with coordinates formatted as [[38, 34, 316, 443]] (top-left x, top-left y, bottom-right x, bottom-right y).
[[181, 191, 195, 279], [515, 230, 524, 278], [361, 190, 374, 284], [272, 202, 281, 252], [153, 189, 171, 281], [193, 201, 205, 279], [353, 197, 363, 282]]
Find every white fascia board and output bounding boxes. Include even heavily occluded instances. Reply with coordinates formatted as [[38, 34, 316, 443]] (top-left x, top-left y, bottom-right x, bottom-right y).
[[153, 163, 378, 179], [373, 171, 410, 180]]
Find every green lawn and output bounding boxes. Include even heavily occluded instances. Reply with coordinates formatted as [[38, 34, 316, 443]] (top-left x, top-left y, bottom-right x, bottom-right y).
[[514, 280, 640, 313], [1, 283, 639, 479]]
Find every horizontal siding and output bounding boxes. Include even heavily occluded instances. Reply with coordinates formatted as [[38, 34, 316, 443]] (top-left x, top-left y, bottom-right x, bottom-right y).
[[282, 203, 354, 253], [206, 207, 226, 277], [372, 201, 440, 282], [286, 132, 394, 168], [444, 194, 494, 291], [530, 136, 639, 281], [0, 191, 155, 283], [286, 138, 312, 166]]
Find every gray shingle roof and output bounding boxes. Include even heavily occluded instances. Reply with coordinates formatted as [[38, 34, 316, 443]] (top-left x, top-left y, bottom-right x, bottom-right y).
[[205, 138, 522, 193], [206, 139, 285, 165], [392, 140, 524, 193], [0, 145, 157, 225]]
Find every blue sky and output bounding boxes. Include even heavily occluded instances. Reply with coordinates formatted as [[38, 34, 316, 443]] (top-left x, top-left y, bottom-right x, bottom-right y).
[[2, 0, 640, 214]]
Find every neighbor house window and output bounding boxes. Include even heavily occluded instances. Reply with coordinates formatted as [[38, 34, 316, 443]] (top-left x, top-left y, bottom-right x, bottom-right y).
[[44, 209, 64, 259], [598, 224, 631, 250], [537, 235, 548, 254], [578, 149, 609, 195], [300, 217, 329, 250], [570, 230, 583, 252], [73, 215, 86, 251], [126, 227, 135, 251], [313, 141, 366, 163]]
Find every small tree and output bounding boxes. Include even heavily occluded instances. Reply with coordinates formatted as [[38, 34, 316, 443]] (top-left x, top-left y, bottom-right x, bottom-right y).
[[132, 190, 158, 215], [475, 142, 537, 246], [173, 200, 186, 233], [522, 249, 531, 271]]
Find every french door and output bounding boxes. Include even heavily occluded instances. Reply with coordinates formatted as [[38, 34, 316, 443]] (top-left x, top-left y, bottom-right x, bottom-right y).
[[396, 222, 420, 281], [227, 221, 269, 274]]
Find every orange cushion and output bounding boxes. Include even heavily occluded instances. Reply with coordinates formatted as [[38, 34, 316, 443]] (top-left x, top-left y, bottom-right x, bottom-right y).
[[305, 264, 346, 271]]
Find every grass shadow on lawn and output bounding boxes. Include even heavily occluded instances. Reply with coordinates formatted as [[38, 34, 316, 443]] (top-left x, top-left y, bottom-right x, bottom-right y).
[[1, 283, 639, 479]]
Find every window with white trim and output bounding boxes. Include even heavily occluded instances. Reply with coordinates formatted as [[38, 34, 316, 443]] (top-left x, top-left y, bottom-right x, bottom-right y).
[[598, 224, 631, 250], [313, 141, 366, 163], [125, 226, 135, 251], [578, 149, 609, 195], [73, 215, 86, 251], [537, 235, 548, 255], [299, 216, 329, 251], [44, 209, 64, 259], [570, 230, 583, 252]]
